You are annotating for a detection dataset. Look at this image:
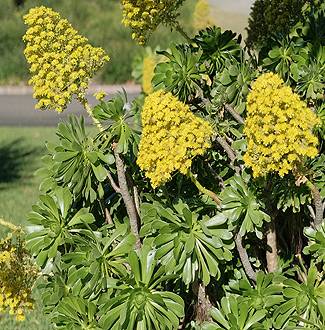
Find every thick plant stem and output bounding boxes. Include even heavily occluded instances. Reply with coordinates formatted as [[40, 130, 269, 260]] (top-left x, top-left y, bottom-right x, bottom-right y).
[[0, 218, 20, 232], [113, 145, 141, 250], [225, 104, 244, 125], [104, 208, 113, 225], [133, 186, 141, 218], [305, 179, 324, 227], [193, 282, 212, 323], [188, 171, 221, 206], [266, 220, 278, 272], [79, 97, 104, 132], [174, 21, 193, 44], [216, 136, 240, 174], [235, 233, 256, 282]]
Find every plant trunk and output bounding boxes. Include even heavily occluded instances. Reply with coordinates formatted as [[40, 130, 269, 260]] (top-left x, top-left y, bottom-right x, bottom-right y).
[[235, 233, 256, 282], [216, 136, 241, 174], [113, 146, 141, 249], [193, 282, 212, 324], [266, 220, 278, 272], [306, 180, 324, 227], [104, 208, 113, 225], [224, 104, 245, 124]]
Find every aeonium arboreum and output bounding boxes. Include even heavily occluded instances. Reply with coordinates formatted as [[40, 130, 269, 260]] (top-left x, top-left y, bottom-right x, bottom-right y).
[[140, 200, 234, 285]]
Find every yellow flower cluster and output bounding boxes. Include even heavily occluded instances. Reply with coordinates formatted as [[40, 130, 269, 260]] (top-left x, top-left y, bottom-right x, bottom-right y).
[[137, 90, 213, 187], [23, 6, 110, 112], [94, 91, 107, 101], [243, 72, 320, 177], [193, 0, 215, 31], [0, 234, 38, 321], [121, 0, 182, 45], [0, 287, 32, 321], [142, 55, 156, 94]]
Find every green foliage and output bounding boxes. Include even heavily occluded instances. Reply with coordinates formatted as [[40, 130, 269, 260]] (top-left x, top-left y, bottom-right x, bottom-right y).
[[37, 117, 113, 203], [220, 174, 270, 238], [291, 0, 325, 47], [97, 244, 184, 329], [233, 272, 284, 313], [270, 174, 311, 213], [141, 201, 234, 285], [262, 39, 308, 82], [93, 92, 141, 155], [212, 58, 257, 114], [273, 266, 325, 329], [192, 27, 242, 74], [62, 224, 135, 298], [27, 187, 95, 267], [198, 269, 325, 329], [304, 223, 325, 270], [153, 45, 203, 102], [311, 154, 325, 197], [260, 2, 325, 110], [52, 296, 98, 330], [206, 295, 267, 329]]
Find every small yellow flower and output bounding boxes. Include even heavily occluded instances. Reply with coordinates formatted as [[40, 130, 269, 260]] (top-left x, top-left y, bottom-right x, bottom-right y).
[[16, 313, 26, 321], [94, 91, 107, 101]]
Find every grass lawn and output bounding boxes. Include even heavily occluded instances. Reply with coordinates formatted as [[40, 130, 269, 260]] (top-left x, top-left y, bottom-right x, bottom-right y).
[[0, 126, 57, 329]]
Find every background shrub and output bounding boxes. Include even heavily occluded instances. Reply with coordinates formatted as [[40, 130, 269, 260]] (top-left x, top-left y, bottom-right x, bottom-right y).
[[246, 0, 305, 51]]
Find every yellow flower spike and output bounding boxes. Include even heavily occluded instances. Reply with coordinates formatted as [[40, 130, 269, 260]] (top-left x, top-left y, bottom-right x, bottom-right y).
[[137, 90, 213, 188], [23, 6, 110, 112], [244, 72, 320, 178], [121, 0, 184, 45], [142, 55, 156, 94]]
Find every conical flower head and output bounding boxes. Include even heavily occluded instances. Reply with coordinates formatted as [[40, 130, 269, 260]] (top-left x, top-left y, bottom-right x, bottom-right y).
[[23, 6, 110, 112], [243, 72, 320, 177], [121, 0, 185, 45], [137, 90, 213, 188]]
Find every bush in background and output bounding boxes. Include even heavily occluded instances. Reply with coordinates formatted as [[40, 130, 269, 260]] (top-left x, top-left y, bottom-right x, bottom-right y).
[[246, 0, 305, 51], [0, 0, 28, 84]]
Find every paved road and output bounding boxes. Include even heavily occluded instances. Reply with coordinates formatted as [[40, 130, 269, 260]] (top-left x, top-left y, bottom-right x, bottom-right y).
[[0, 93, 139, 126]]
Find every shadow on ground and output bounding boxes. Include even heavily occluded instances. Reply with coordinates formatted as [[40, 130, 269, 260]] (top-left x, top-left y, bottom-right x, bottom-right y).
[[0, 138, 43, 186]]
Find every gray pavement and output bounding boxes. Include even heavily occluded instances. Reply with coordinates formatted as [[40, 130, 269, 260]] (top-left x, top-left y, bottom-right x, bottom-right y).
[[0, 91, 139, 126]]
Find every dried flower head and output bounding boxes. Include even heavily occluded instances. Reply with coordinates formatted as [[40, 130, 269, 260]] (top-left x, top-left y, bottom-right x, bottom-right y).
[[243, 72, 320, 177], [137, 90, 213, 187], [23, 6, 110, 112]]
